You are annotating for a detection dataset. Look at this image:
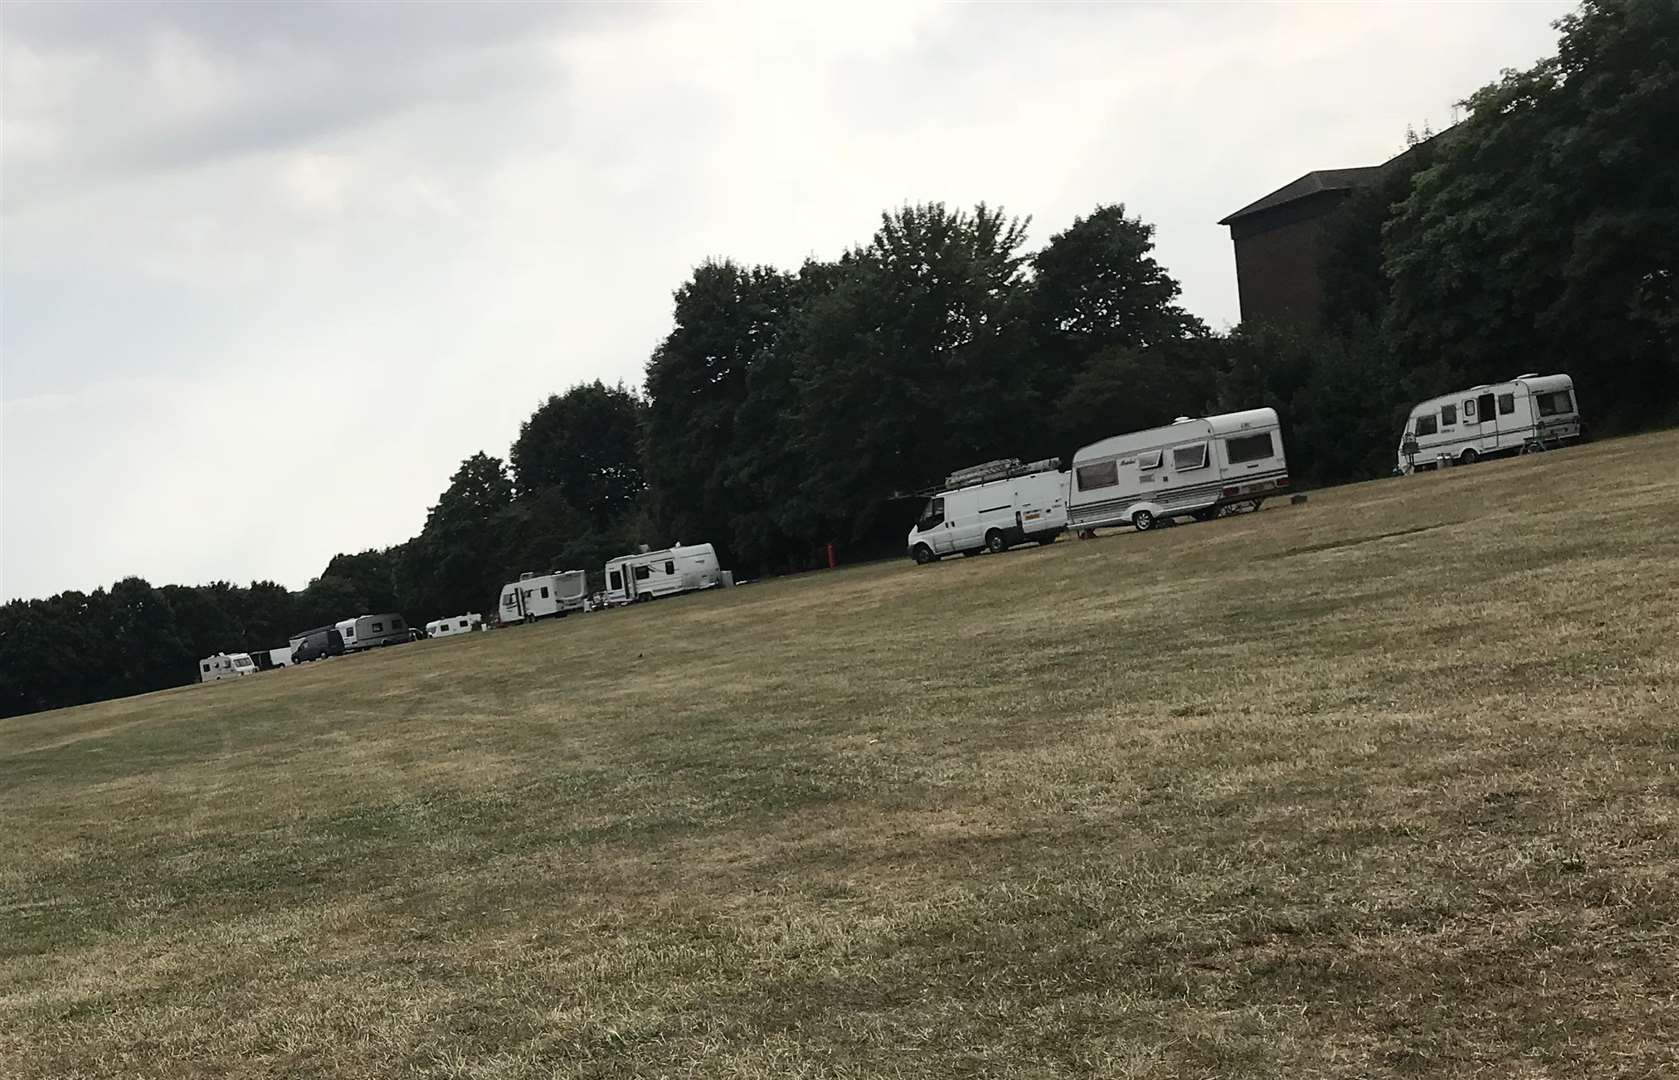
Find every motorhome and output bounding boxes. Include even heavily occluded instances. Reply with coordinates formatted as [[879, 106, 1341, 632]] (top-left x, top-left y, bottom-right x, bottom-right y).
[[342, 613, 410, 650], [906, 458, 1066, 564], [500, 571, 588, 624], [1067, 408, 1289, 533], [1397, 373, 1580, 473], [199, 652, 257, 683], [603, 543, 721, 605], [426, 612, 485, 637], [289, 626, 345, 663]]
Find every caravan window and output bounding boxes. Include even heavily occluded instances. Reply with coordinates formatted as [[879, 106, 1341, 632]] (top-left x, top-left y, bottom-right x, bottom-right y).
[[1075, 460, 1119, 491], [1172, 444, 1208, 471], [1225, 432, 1274, 464], [540, 586, 550, 599], [1498, 393, 1515, 415], [609, 570, 623, 591], [1463, 398, 1477, 420], [202, 663, 210, 673], [665, 560, 675, 575], [1440, 404, 1457, 426], [370, 622, 384, 633], [1136, 450, 1163, 471], [634, 565, 651, 581], [1415, 414, 1438, 437], [1536, 389, 1573, 417]]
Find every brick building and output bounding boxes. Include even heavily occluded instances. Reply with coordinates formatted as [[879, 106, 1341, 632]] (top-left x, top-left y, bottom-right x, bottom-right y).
[[1219, 140, 1435, 326], [1218, 168, 1382, 325]]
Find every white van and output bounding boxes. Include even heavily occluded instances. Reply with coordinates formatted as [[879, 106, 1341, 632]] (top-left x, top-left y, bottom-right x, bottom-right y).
[[199, 652, 257, 683], [603, 543, 721, 605], [426, 612, 485, 638], [907, 458, 1066, 564], [500, 571, 588, 624], [1397, 373, 1580, 473], [1068, 408, 1289, 533]]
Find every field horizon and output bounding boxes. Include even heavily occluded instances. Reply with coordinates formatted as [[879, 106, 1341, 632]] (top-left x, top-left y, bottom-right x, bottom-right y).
[[4, 431, 1678, 1078]]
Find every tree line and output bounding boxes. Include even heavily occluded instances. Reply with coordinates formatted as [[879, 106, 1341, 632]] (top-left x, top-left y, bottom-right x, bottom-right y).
[[2, 0, 1672, 719]]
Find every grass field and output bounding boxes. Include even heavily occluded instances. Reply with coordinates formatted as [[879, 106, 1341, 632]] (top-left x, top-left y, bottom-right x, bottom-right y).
[[4, 431, 1678, 1079]]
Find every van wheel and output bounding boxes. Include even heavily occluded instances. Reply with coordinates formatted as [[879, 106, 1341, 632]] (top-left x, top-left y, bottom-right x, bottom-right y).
[[912, 544, 936, 565], [1460, 448, 1479, 465], [1133, 510, 1155, 532], [985, 530, 1008, 554]]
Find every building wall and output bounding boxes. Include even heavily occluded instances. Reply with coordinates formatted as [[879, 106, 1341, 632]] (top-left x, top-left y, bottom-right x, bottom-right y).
[[1227, 190, 1351, 326]]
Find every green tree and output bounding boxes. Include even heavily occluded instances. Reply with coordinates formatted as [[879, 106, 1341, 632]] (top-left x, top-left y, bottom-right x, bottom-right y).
[[1056, 336, 1225, 453], [401, 453, 517, 619], [791, 203, 1037, 545], [644, 260, 799, 565], [510, 381, 648, 518], [1383, 0, 1679, 429], [1318, 146, 1434, 333]]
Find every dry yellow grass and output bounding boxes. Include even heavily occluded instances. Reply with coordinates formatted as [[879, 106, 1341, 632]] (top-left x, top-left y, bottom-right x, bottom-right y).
[[4, 431, 1678, 1078]]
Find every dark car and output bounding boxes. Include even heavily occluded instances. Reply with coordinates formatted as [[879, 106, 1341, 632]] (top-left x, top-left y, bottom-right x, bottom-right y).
[[290, 627, 346, 663]]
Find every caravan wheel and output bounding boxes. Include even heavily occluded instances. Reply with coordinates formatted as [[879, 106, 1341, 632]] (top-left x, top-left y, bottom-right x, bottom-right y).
[[1459, 448, 1480, 465], [1132, 510, 1155, 532]]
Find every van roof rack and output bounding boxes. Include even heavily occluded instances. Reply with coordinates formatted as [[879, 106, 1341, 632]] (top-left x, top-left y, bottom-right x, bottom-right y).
[[942, 457, 1062, 489]]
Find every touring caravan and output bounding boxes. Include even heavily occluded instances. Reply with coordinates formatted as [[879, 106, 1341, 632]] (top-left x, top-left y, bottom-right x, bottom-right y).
[[1397, 373, 1580, 473], [603, 543, 721, 605], [199, 652, 257, 682], [500, 571, 588, 624], [907, 458, 1066, 564], [426, 612, 485, 637], [340, 613, 410, 650], [1067, 408, 1289, 533]]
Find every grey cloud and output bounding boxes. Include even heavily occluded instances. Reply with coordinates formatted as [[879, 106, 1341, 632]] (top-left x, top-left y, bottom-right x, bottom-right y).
[[3, 1, 647, 203]]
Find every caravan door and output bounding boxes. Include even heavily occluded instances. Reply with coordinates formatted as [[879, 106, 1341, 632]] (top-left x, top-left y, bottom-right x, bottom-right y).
[[1473, 391, 1499, 455]]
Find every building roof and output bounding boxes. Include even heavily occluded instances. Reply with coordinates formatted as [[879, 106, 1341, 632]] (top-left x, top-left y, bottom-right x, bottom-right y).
[[1218, 167, 1385, 225]]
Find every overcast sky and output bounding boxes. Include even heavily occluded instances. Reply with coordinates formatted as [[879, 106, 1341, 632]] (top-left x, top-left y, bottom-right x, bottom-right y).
[[2, 0, 1575, 602]]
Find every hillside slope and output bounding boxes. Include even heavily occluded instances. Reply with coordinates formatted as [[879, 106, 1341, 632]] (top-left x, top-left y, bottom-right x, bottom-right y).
[[4, 432, 1678, 1079]]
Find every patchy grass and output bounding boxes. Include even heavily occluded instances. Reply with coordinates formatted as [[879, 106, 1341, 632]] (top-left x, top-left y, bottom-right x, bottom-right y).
[[4, 431, 1679, 1079]]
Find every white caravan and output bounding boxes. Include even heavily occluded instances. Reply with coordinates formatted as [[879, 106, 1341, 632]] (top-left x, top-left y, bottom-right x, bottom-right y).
[[604, 543, 721, 605], [1067, 408, 1290, 533], [500, 571, 587, 624], [337, 613, 411, 651], [907, 458, 1067, 564], [199, 652, 257, 683], [1397, 373, 1581, 473], [426, 612, 485, 637]]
